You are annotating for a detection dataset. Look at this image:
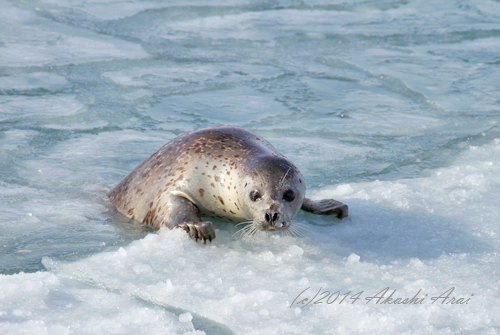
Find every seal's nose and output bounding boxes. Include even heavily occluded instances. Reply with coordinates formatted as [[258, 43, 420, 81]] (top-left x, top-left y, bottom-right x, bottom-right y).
[[265, 212, 279, 224]]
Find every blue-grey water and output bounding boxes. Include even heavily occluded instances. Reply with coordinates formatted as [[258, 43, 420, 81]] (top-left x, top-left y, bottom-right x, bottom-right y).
[[1, 0, 500, 334]]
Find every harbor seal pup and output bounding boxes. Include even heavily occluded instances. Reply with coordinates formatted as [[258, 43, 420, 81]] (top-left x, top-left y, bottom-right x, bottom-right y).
[[108, 126, 348, 243]]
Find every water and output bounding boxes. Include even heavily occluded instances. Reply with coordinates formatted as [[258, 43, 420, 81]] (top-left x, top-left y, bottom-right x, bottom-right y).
[[1, 0, 500, 333]]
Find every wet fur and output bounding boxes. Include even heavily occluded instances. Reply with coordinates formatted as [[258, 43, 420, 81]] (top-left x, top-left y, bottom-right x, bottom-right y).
[[108, 126, 347, 242]]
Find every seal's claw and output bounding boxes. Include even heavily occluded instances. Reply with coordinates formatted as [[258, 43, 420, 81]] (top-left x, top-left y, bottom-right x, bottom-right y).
[[177, 221, 216, 243]]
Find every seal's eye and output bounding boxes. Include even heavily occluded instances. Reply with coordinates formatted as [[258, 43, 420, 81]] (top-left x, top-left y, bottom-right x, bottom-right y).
[[283, 190, 295, 202], [250, 190, 262, 202]]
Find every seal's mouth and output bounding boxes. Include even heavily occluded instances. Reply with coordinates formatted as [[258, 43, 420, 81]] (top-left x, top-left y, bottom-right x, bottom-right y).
[[255, 220, 290, 232], [256, 210, 292, 231], [233, 220, 306, 242]]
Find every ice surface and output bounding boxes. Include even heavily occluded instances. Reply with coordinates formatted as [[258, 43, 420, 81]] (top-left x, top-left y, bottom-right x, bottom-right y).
[[1, 0, 500, 333], [0, 1, 148, 67]]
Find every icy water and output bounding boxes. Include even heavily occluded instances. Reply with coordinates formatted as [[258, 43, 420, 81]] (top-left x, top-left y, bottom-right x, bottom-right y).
[[1, 0, 500, 333]]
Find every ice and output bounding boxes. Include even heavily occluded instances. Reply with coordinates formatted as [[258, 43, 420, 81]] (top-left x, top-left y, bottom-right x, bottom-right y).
[[347, 253, 361, 263], [0, 95, 84, 121], [179, 312, 193, 323], [0, 73, 69, 92], [0, 1, 148, 67], [0, 271, 194, 335], [2, 0, 500, 333], [14, 132, 500, 334]]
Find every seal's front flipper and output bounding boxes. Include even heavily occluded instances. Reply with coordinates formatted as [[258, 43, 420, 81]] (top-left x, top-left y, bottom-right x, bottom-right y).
[[157, 195, 216, 243], [176, 221, 216, 244], [301, 198, 348, 219]]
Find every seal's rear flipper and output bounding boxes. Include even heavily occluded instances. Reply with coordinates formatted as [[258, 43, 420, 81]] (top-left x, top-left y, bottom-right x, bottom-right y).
[[301, 198, 348, 219]]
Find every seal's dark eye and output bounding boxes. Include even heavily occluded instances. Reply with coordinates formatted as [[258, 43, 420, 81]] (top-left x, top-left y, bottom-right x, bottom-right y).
[[250, 190, 262, 202], [283, 190, 295, 202]]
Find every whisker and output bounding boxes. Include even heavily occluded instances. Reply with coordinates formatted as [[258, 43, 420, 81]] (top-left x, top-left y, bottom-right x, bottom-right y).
[[235, 220, 313, 244], [292, 222, 313, 233], [290, 223, 315, 243], [288, 226, 298, 237], [290, 227, 306, 238], [233, 222, 256, 238], [253, 167, 266, 187], [241, 224, 257, 242], [279, 168, 291, 188], [232, 228, 245, 238], [241, 229, 250, 240], [250, 226, 260, 245], [292, 224, 307, 236], [235, 220, 254, 227], [245, 230, 256, 244]]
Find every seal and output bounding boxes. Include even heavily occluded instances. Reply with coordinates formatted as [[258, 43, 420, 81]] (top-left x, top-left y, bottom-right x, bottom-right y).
[[108, 126, 348, 243]]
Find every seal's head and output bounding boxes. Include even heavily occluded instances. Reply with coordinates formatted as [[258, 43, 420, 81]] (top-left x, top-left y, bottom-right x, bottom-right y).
[[242, 155, 306, 232]]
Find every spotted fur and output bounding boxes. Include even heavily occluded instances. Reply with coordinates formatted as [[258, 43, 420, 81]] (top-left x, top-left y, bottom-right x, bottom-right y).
[[108, 126, 348, 242]]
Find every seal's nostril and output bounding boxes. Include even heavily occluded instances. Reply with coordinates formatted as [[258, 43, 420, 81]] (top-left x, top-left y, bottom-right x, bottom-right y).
[[265, 212, 279, 224]]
